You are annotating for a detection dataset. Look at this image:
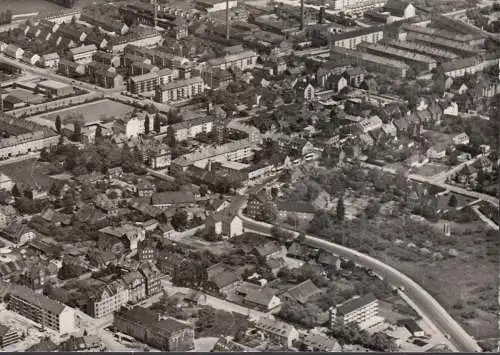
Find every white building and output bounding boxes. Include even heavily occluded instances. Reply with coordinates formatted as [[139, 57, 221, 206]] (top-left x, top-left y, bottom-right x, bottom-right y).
[[154, 77, 204, 103], [331, 0, 386, 12], [9, 284, 76, 334], [4, 45, 24, 60], [69, 44, 97, 65], [329, 294, 379, 328], [195, 0, 238, 13], [41, 53, 60, 68]]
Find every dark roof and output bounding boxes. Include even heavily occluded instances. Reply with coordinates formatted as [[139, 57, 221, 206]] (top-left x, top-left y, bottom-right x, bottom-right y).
[[276, 201, 315, 214], [244, 287, 277, 306], [385, 0, 412, 16], [116, 306, 191, 334], [10, 284, 66, 315], [331, 25, 384, 42], [27, 338, 58, 352], [397, 318, 423, 333], [151, 191, 196, 206], [0, 323, 14, 337], [337, 294, 377, 316], [210, 270, 239, 289], [317, 250, 340, 266], [284, 279, 321, 304], [254, 241, 281, 258]]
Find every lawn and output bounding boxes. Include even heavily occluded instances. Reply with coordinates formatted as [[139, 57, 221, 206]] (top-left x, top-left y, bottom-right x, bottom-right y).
[[414, 163, 449, 177], [375, 221, 498, 339], [44, 99, 136, 125]]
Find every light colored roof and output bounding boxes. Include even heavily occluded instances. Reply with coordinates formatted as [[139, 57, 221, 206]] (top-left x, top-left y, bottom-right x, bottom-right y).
[[158, 76, 203, 90], [10, 283, 66, 315], [69, 44, 97, 56], [37, 80, 71, 90]]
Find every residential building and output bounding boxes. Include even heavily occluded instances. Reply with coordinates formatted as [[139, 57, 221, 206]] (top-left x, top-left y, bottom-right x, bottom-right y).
[[91, 69, 123, 89], [276, 201, 315, 222], [0, 323, 21, 348], [381, 38, 458, 62], [253, 241, 282, 260], [69, 44, 97, 64], [40, 53, 60, 68], [298, 332, 340, 352], [4, 45, 24, 60], [329, 294, 378, 328], [1, 221, 36, 246], [282, 280, 322, 305], [254, 317, 299, 349], [237, 285, 281, 312], [385, 0, 416, 18], [154, 77, 204, 103], [114, 307, 194, 351], [206, 211, 243, 239], [357, 115, 383, 133], [99, 224, 146, 251], [58, 59, 85, 77], [170, 116, 214, 142], [80, 13, 129, 35], [94, 51, 121, 67], [452, 133, 469, 146], [206, 50, 258, 71], [109, 30, 163, 53], [138, 262, 162, 297], [138, 242, 156, 263], [128, 68, 173, 94], [88, 280, 129, 319], [9, 284, 76, 333], [121, 271, 147, 304], [151, 191, 196, 208], [22, 52, 41, 66], [59, 335, 104, 352], [431, 14, 487, 46], [211, 336, 257, 352]]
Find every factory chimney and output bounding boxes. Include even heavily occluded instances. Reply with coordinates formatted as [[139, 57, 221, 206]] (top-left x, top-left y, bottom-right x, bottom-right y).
[[153, 0, 158, 28], [226, 0, 230, 39], [300, 0, 305, 30]]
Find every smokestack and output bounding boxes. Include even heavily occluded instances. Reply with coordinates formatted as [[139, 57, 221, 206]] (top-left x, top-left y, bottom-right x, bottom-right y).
[[319, 6, 325, 24], [300, 0, 305, 30], [226, 0, 230, 39], [153, 0, 158, 28]]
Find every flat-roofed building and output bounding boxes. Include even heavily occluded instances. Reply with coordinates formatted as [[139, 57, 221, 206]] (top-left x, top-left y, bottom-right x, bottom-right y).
[[358, 42, 437, 72], [207, 50, 258, 71], [129, 68, 174, 94], [331, 0, 386, 12], [9, 284, 76, 334], [329, 294, 378, 328], [114, 307, 194, 351], [88, 280, 129, 319], [36, 80, 74, 98], [154, 77, 204, 103]]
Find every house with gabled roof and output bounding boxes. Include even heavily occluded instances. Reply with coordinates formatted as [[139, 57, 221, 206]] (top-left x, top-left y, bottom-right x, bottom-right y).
[[254, 316, 299, 349], [1, 221, 36, 247], [282, 279, 322, 305]]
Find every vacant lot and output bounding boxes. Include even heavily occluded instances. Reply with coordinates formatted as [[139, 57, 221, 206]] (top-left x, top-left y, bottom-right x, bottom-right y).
[[44, 99, 135, 124], [414, 163, 449, 177]]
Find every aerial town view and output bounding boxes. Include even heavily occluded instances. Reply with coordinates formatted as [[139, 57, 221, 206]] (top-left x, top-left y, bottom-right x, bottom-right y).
[[0, 0, 497, 353]]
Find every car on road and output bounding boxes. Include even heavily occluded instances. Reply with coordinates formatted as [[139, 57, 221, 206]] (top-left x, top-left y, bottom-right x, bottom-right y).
[[444, 333, 451, 339]]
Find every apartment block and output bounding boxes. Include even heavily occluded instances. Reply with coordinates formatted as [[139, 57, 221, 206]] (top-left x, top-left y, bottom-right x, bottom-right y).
[[9, 284, 76, 334], [154, 77, 204, 103], [88, 280, 129, 319], [329, 294, 378, 328], [128, 68, 173, 94]]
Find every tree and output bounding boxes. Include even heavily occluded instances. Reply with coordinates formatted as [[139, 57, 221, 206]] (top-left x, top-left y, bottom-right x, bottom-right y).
[[55, 115, 62, 133], [144, 115, 150, 135], [336, 196, 345, 221], [448, 194, 458, 207], [71, 121, 82, 142], [171, 209, 188, 230], [154, 113, 161, 132], [199, 184, 208, 197], [165, 126, 176, 148], [12, 184, 21, 197], [95, 125, 103, 139], [257, 202, 278, 223]]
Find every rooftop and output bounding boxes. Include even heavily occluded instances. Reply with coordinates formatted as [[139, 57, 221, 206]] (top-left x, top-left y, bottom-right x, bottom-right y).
[[335, 294, 377, 316]]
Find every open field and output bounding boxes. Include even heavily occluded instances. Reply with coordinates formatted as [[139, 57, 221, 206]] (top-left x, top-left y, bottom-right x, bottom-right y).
[[43, 99, 135, 124], [414, 163, 449, 177]]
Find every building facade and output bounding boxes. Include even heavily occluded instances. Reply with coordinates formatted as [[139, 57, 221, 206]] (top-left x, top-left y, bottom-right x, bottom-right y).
[[154, 77, 204, 103], [329, 294, 378, 328]]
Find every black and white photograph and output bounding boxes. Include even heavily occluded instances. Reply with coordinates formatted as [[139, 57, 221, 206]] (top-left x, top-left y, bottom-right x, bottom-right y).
[[0, 0, 497, 353]]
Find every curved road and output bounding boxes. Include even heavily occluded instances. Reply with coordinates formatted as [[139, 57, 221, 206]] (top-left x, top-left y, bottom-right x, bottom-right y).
[[238, 212, 482, 352]]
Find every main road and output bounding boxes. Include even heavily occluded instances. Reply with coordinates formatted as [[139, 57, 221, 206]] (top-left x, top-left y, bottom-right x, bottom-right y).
[[237, 210, 482, 352]]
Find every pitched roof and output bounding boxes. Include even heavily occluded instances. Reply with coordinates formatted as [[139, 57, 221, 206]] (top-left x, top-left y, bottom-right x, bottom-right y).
[[151, 191, 196, 206], [244, 287, 277, 307], [255, 316, 297, 337], [284, 279, 321, 304], [276, 201, 315, 214], [210, 270, 239, 289]]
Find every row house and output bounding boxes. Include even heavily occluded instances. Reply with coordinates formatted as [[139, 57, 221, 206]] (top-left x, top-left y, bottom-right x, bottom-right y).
[[57, 25, 87, 43], [80, 13, 129, 35], [69, 44, 97, 65]]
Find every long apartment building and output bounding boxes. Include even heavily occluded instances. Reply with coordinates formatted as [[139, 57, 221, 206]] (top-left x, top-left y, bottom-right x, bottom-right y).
[[171, 138, 257, 174], [430, 14, 487, 46], [405, 32, 478, 57], [124, 45, 190, 70], [330, 26, 384, 49], [329, 294, 378, 328], [9, 284, 76, 334], [154, 77, 204, 103], [357, 41, 437, 72], [331, 0, 386, 12], [381, 38, 458, 62], [128, 68, 174, 94], [330, 47, 409, 78], [206, 50, 258, 71]]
